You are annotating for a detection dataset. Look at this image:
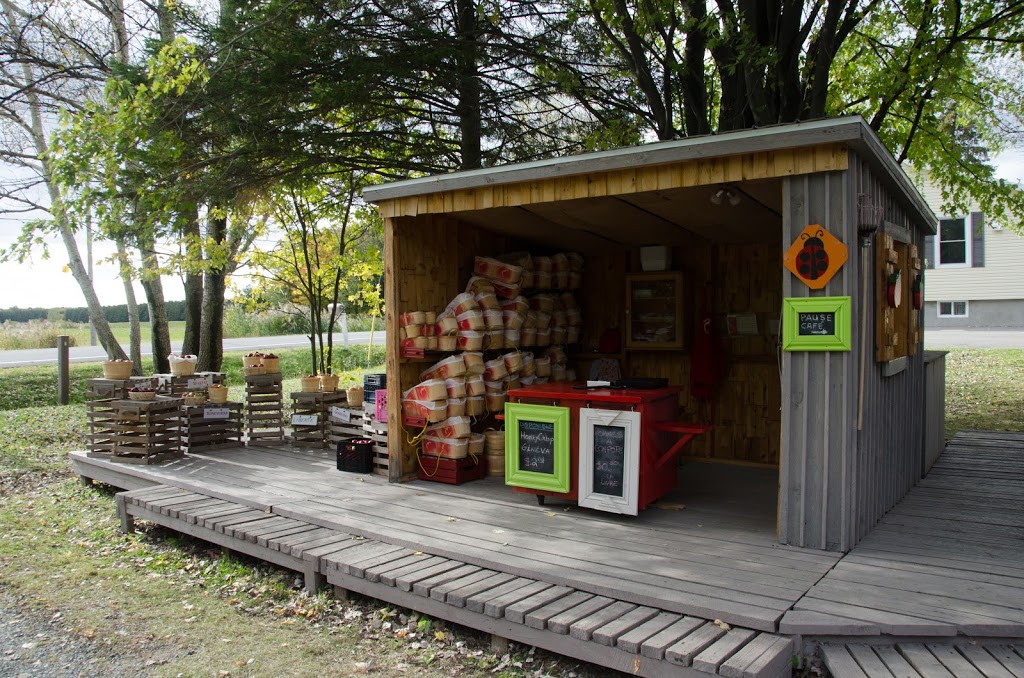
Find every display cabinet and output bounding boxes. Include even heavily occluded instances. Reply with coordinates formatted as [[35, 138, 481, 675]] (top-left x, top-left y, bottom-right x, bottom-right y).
[[625, 271, 685, 350]]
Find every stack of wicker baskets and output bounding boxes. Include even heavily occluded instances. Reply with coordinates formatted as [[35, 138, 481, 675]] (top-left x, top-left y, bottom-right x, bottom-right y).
[[484, 429, 505, 476]]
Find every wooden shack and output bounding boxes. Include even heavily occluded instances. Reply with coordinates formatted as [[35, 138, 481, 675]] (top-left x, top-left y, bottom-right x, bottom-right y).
[[363, 116, 937, 552]]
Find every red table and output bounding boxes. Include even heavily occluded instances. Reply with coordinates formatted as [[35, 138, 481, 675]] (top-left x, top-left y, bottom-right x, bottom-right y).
[[507, 383, 710, 510]]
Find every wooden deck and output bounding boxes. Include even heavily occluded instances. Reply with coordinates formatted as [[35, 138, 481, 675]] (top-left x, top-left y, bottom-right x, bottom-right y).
[[72, 429, 1024, 676], [780, 431, 1024, 642]]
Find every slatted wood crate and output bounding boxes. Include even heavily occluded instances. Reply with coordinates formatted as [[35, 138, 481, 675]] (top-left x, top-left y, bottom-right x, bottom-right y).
[[327, 406, 389, 476], [245, 373, 285, 443], [153, 372, 226, 397], [290, 391, 347, 448], [86, 378, 157, 449], [87, 396, 182, 464], [180, 402, 243, 453]]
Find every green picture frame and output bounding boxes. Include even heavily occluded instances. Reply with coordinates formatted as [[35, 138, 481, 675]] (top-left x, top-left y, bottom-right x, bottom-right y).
[[783, 296, 852, 352], [504, 403, 571, 493]]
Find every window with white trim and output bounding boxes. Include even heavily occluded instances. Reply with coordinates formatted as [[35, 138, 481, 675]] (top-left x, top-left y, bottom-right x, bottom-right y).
[[936, 217, 970, 267], [938, 301, 968, 318]]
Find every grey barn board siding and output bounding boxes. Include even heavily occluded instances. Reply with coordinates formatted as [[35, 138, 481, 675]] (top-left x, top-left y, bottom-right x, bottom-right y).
[[850, 152, 927, 547], [780, 170, 857, 551]]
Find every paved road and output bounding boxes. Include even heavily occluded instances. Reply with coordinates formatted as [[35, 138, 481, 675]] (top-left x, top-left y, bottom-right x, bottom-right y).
[[923, 328, 1024, 349], [0, 331, 386, 368]]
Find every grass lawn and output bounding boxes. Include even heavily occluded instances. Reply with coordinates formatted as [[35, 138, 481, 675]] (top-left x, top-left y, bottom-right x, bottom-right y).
[[60, 320, 187, 346], [940, 348, 1024, 438]]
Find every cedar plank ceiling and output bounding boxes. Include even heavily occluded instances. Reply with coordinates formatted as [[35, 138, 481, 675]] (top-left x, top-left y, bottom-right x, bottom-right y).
[[450, 179, 784, 254]]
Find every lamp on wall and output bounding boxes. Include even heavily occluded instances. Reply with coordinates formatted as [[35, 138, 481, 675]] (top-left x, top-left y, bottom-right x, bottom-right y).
[[857, 193, 883, 245], [710, 186, 740, 206]]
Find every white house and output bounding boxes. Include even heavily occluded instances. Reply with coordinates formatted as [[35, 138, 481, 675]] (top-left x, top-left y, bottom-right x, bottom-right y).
[[915, 175, 1024, 328]]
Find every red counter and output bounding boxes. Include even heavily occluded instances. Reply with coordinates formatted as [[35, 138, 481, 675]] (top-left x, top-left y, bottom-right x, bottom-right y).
[[507, 383, 708, 511]]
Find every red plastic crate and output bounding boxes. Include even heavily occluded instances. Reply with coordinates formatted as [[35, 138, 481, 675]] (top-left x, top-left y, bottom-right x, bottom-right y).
[[417, 454, 485, 485]]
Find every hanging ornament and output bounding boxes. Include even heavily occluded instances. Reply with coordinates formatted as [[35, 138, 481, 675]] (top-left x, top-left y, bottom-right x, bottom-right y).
[[912, 272, 923, 310], [887, 266, 902, 308]]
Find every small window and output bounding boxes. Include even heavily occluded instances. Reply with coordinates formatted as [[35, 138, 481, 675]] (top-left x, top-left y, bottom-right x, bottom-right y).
[[938, 301, 968, 318], [937, 217, 970, 266]]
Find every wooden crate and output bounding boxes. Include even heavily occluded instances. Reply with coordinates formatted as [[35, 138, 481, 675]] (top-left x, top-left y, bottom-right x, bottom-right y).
[[327, 406, 389, 476], [87, 396, 182, 464], [245, 373, 284, 443], [416, 454, 484, 485], [290, 391, 347, 448], [153, 372, 226, 397], [180, 401, 243, 453], [86, 378, 157, 445]]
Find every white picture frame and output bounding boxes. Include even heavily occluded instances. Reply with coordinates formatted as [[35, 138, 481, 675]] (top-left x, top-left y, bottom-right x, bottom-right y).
[[578, 408, 641, 515]]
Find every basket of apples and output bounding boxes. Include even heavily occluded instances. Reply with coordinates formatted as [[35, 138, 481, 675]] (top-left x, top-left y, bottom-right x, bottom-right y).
[[128, 385, 156, 401]]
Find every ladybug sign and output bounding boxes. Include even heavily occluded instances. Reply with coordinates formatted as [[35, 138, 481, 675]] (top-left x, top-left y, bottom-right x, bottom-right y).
[[784, 225, 849, 290]]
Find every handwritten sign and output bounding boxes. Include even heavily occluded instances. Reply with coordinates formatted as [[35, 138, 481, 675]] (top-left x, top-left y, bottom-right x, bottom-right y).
[[592, 424, 626, 498], [291, 414, 318, 427], [518, 420, 555, 474], [798, 311, 836, 337], [187, 376, 213, 390], [203, 406, 230, 420], [331, 406, 352, 423]]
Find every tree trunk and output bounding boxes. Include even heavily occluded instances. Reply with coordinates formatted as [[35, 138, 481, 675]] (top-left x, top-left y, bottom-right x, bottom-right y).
[[116, 239, 143, 375], [197, 213, 227, 372], [138, 235, 172, 373], [456, 0, 482, 169], [181, 211, 203, 356]]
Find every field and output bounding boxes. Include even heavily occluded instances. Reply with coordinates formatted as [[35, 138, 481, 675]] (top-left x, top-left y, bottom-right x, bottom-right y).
[[0, 349, 1020, 676]]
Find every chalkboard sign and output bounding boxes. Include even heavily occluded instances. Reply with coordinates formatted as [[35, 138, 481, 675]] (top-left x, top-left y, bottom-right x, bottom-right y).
[[592, 424, 625, 497], [798, 311, 835, 336], [518, 420, 555, 474]]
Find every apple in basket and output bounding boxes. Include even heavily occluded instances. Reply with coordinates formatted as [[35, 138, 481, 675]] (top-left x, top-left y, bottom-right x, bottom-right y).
[[264, 353, 278, 359], [129, 385, 154, 393]]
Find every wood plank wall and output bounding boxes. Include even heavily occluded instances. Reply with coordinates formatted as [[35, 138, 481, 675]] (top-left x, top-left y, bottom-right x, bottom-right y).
[[779, 170, 858, 552], [849, 154, 926, 547]]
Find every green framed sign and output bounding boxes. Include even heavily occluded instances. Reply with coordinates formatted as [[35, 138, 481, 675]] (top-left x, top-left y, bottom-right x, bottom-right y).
[[504, 403, 571, 493], [783, 296, 852, 352]]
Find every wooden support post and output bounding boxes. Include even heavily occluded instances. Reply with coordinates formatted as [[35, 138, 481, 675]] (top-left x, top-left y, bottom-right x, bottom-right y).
[[115, 495, 135, 533], [490, 634, 509, 654], [303, 565, 327, 594], [332, 584, 349, 601], [78, 475, 93, 487], [57, 335, 70, 405]]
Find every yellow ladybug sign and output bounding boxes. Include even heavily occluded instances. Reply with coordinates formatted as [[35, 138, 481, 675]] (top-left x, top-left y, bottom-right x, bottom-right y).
[[784, 225, 849, 290]]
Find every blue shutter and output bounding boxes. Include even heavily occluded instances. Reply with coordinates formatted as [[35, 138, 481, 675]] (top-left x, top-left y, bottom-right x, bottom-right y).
[[971, 212, 985, 267]]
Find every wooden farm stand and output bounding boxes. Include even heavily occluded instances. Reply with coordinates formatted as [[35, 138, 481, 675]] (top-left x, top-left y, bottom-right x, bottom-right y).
[[86, 396, 182, 464], [180, 402, 243, 453], [327, 403, 390, 476], [364, 116, 943, 552], [290, 390, 347, 448], [153, 371, 225, 397], [86, 377, 155, 437], [244, 373, 285, 443]]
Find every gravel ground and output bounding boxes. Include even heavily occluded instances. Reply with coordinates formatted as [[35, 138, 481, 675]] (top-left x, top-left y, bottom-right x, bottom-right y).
[[0, 591, 133, 678]]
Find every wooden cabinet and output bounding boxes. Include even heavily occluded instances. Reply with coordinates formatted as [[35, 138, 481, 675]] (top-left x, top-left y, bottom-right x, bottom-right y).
[[625, 272, 684, 350]]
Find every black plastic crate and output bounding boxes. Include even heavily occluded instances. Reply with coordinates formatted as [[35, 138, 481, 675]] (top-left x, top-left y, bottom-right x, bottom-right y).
[[337, 437, 374, 473]]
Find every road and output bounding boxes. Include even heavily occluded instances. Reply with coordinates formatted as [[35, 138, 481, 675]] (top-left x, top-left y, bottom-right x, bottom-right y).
[[0, 331, 386, 368]]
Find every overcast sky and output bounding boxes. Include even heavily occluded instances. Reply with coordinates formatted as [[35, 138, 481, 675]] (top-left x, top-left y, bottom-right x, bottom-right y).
[[2, 150, 1024, 311]]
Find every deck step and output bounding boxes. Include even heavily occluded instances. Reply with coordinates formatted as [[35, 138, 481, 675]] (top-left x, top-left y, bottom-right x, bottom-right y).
[[116, 483, 796, 678], [820, 641, 1024, 678]]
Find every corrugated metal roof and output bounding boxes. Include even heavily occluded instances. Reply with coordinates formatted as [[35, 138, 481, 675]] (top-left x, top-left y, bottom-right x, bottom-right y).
[[363, 116, 936, 233]]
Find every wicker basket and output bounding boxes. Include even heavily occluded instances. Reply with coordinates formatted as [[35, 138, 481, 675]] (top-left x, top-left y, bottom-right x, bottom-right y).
[[128, 390, 156, 401], [243, 365, 266, 376], [242, 353, 264, 368], [300, 376, 320, 393], [261, 356, 280, 373], [320, 374, 340, 392], [183, 394, 206, 406], [102, 360, 133, 380], [169, 356, 197, 376], [207, 385, 228, 404]]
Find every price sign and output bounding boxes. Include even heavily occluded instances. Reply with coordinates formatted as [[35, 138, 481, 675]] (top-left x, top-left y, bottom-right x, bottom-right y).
[[331, 406, 352, 423], [187, 376, 212, 389], [203, 407, 230, 420], [291, 414, 319, 427], [518, 420, 555, 475], [592, 424, 626, 498]]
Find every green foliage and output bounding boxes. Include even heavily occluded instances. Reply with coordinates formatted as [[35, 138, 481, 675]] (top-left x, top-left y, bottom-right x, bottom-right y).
[[0, 301, 188, 324]]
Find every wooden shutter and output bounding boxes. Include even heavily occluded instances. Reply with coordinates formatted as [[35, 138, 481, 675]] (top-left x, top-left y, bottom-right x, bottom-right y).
[[971, 212, 985, 267]]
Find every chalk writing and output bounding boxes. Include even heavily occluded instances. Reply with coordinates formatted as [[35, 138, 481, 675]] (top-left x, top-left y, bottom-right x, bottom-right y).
[[592, 424, 626, 497], [798, 311, 836, 336], [518, 420, 555, 474]]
